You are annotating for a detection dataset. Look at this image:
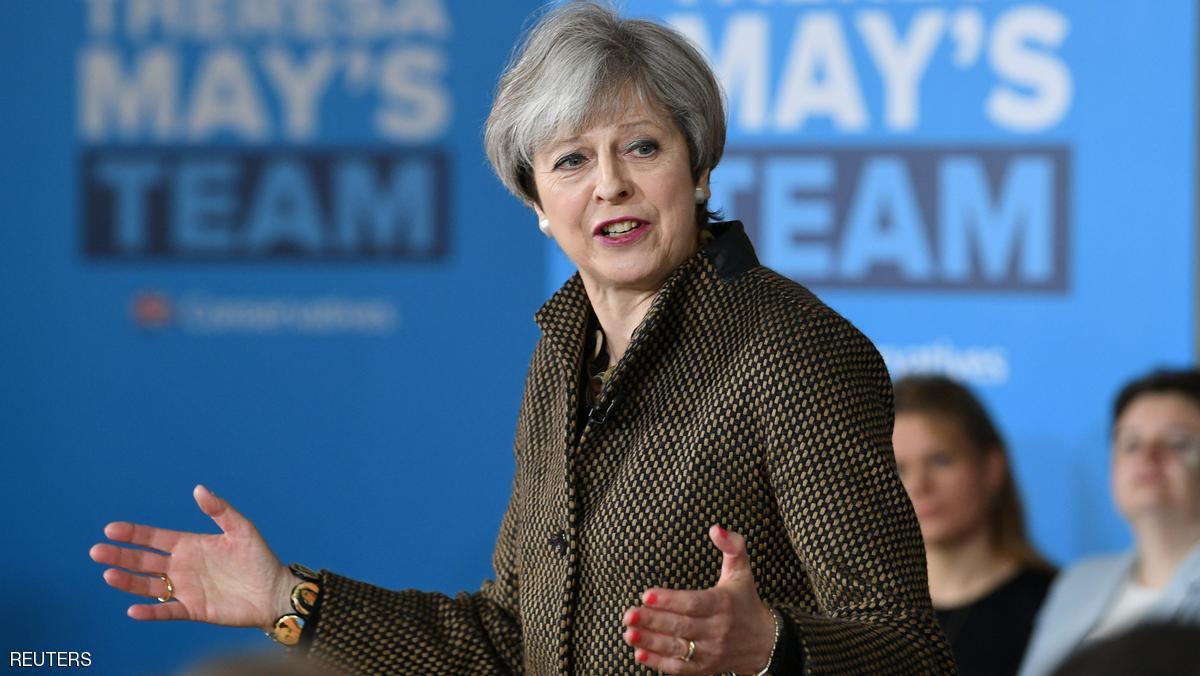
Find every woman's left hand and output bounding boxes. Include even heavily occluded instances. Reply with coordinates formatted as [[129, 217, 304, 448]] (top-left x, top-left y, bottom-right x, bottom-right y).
[[622, 525, 777, 675]]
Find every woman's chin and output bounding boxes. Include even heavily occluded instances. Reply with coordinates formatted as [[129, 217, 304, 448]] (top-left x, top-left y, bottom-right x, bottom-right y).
[[586, 260, 670, 290], [1124, 497, 1192, 521], [920, 521, 985, 549]]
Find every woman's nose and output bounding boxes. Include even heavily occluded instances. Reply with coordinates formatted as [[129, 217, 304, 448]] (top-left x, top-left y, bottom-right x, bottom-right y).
[[1131, 438, 1165, 455], [593, 154, 632, 203]]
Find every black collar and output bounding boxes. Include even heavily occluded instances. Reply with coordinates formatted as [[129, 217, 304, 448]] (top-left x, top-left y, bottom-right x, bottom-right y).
[[701, 220, 759, 282]]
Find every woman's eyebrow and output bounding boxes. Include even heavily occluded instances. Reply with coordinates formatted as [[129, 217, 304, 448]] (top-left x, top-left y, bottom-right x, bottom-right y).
[[613, 119, 660, 131], [554, 119, 663, 146]]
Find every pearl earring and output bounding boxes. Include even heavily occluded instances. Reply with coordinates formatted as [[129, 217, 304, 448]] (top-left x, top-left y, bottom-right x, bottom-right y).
[[538, 218, 553, 238], [694, 187, 707, 204]]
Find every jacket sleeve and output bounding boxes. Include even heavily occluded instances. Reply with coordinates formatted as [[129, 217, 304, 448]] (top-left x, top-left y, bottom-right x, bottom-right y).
[[300, 474, 524, 675], [761, 309, 957, 674]]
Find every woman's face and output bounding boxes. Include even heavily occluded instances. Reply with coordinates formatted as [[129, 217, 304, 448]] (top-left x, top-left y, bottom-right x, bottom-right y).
[[893, 413, 1000, 548], [1112, 393, 1200, 524], [529, 100, 707, 295]]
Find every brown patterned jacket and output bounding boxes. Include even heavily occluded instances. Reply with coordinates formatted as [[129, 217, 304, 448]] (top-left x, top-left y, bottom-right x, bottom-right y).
[[302, 222, 957, 674]]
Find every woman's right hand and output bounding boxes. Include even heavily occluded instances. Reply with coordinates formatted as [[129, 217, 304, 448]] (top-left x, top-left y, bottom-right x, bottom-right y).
[[90, 485, 296, 631]]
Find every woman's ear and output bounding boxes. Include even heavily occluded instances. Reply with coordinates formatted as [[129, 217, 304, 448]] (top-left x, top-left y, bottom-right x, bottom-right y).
[[531, 202, 553, 239], [530, 196, 549, 218], [697, 169, 711, 200]]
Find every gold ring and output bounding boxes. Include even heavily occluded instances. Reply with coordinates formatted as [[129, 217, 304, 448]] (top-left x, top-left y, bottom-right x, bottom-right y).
[[681, 638, 696, 662], [157, 574, 174, 603]]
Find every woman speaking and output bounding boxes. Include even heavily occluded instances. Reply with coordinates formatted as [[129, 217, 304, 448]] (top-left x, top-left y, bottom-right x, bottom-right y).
[[90, 3, 955, 674]]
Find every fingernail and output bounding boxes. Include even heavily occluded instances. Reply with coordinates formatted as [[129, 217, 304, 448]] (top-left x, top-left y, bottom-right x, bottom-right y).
[[644, 591, 657, 606], [635, 649, 649, 663], [716, 524, 727, 538], [628, 609, 640, 625], [628, 629, 641, 643]]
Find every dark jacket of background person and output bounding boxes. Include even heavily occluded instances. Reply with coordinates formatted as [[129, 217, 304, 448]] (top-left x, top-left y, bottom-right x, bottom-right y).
[[297, 223, 957, 674], [1049, 622, 1200, 676], [935, 567, 1055, 675]]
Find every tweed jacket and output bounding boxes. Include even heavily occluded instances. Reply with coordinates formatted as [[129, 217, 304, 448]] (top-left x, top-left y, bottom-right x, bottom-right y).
[[302, 222, 956, 675]]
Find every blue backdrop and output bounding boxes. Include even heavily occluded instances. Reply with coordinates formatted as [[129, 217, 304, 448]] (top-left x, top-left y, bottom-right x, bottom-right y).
[[0, 1, 1194, 674]]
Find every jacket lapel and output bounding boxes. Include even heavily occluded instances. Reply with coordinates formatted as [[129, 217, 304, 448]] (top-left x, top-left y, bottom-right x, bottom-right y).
[[1066, 553, 1136, 653], [533, 222, 759, 525], [534, 273, 591, 374], [1156, 541, 1200, 623]]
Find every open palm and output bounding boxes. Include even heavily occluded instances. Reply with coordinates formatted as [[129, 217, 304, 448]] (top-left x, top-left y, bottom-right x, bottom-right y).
[[90, 485, 292, 630]]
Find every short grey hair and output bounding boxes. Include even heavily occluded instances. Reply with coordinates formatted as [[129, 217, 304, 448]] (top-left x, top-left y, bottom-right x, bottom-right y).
[[484, 1, 726, 208]]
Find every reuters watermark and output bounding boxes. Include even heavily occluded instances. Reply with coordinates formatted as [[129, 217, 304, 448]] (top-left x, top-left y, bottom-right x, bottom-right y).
[[9, 651, 92, 668]]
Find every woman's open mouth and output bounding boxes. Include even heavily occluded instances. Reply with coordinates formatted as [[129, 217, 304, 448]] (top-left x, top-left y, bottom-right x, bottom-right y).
[[594, 219, 650, 246]]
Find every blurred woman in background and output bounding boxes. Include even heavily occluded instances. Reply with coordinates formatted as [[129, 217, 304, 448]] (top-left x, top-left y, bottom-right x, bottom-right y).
[[1020, 369, 1200, 676], [893, 375, 1055, 675]]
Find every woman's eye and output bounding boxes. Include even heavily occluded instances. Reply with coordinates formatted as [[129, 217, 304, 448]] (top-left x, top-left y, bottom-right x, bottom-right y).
[[1166, 436, 1200, 454], [554, 153, 586, 170], [1116, 437, 1141, 454], [629, 140, 658, 157]]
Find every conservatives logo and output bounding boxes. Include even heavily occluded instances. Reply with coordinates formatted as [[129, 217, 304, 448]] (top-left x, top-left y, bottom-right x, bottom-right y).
[[131, 290, 173, 329], [129, 290, 399, 335]]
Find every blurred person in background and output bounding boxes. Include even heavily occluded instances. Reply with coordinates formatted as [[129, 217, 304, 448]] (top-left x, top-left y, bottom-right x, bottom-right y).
[[1047, 622, 1200, 676], [893, 375, 1055, 675], [1019, 368, 1200, 676], [88, 3, 954, 674]]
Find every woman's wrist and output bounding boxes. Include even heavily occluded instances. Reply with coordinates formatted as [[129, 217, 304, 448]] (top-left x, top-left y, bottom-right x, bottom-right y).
[[261, 564, 300, 633], [751, 605, 782, 675], [725, 604, 780, 676]]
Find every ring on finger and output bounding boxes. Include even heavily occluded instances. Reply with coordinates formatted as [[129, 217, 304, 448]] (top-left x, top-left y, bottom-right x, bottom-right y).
[[157, 574, 173, 603], [680, 638, 696, 662]]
